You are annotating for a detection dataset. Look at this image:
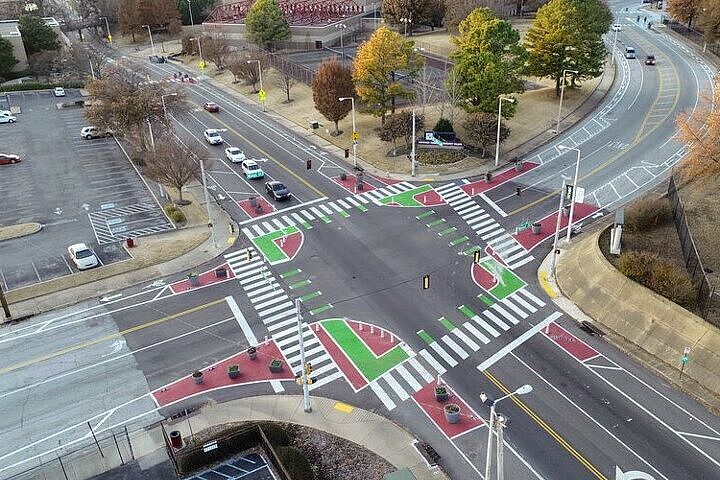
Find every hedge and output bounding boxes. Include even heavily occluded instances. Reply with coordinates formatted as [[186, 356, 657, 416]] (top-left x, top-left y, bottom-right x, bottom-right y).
[[0, 80, 85, 92], [163, 203, 186, 224], [625, 197, 671, 232], [618, 250, 696, 308]]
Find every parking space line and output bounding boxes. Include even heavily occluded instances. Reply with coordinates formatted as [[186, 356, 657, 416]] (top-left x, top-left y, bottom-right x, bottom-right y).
[[30, 262, 41, 282]]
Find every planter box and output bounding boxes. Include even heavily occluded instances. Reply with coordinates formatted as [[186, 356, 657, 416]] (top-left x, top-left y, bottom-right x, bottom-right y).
[[531, 223, 542, 235], [444, 403, 460, 424], [188, 274, 200, 287], [269, 359, 283, 373], [228, 365, 240, 379], [435, 387, 449, 402], [192, 371, 203, 384], [247, 347, 257, 360]]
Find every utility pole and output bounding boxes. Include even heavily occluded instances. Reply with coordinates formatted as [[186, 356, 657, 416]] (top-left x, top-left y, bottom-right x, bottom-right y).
[[410, 108, 417, 177], [0, 283, 10, 319], [549, 178, 567, 278], [199, 158, 217, 248], [296, 299, 312, 412]]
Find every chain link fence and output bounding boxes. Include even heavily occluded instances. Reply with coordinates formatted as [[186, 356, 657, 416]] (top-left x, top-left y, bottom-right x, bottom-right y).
[[668, 21, 720, 58], [667, 177, 720, 325]]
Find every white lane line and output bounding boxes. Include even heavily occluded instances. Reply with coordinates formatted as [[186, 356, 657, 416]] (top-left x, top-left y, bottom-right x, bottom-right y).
[[677, 432, 720, 442], [420, 349, 447, 375], [441, 335, 469, 359], [226, 296, 258, 344], [370, 381, 397, 410], [477, 312, 562, 372]]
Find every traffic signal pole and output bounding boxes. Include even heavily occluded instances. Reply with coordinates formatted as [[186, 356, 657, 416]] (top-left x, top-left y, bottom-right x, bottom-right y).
[[296, 298, 312, 413], [0, 282, 10, 319]]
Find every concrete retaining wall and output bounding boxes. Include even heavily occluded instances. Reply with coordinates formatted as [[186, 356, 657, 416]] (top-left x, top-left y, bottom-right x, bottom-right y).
[[556, 226, 720, 399]]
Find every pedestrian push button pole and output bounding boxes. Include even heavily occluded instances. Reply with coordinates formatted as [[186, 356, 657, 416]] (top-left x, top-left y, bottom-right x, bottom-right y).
[[306, 159, 312, 170]]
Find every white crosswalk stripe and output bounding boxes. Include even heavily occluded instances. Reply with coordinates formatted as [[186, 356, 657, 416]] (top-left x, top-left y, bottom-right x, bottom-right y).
[[508, 292, 537, 313], [420, 349, 446, 375], [518, 288, 546, 307], [453, 329, 480, 352], [429, 342, 459, 367], [491, 303, 519, 325], [407, 357, 434, 383], [395, 364, 423, 392], [501, 297, 528, 319], [370, 381, 397, 410], [462, 321, 491, 344], [441, 335, 469, 359], [382, 372, 410, 400]]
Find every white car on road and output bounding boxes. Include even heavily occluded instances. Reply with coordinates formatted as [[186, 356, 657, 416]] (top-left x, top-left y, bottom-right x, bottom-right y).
[[241, 159, 264, 179], [0, 115, 16, 124], [54, 87, 66, 97], [204, 129, 224, 145], [612, 23, 622, 32], [67, 243, 100, 270], [225, 147, 246, 163]]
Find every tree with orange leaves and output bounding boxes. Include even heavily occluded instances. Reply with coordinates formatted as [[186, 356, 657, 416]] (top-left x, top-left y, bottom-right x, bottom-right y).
[[676, 75, 720, 179]]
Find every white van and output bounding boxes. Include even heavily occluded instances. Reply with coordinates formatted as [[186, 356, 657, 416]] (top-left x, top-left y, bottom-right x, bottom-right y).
[[625, 46, 636, 59]]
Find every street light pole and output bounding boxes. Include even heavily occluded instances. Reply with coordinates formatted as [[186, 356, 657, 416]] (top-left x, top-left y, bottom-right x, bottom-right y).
[[495, 96, 514, 167], [549, 177, 568, 278], [484, 385, 532, 480], [0, 282, 10, 319], [558, 146, 581, 242], [99, 16, 111, 42], [248, 60, 264, 111], [199, 158, 217, 248], [141, 25, 155, 56], [296, 298, 312, 413], [339, 97, 357, 169], [336, 23, 347, 63], [161, 93, 177, 121], [612, 28, 618, 65], [411, 108, 417, 177], [555, 69, 578, 135], [146, 119, 155, 151]]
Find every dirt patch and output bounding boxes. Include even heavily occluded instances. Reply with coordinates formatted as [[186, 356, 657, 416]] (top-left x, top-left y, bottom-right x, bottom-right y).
[[677, 173, 720, 276], [0, 222, 42, 242]]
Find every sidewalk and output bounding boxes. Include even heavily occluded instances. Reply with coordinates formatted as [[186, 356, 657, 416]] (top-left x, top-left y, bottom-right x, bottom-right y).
[[35, 396, 449, 480], [5, 183, 235, 321]]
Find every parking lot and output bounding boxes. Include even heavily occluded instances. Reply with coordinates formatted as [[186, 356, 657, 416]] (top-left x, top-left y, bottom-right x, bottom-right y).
[[0, 89, 174, 291], [183, 453, 276, 480]]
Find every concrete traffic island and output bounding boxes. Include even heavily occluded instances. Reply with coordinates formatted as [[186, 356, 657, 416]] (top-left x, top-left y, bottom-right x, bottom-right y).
[[0, 222, 42, 242], [553, 225, 720, 412]]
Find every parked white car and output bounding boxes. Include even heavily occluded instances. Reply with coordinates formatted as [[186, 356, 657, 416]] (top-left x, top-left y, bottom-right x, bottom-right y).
[[0, 115, 16, 124], [204, 129, 223, 145], [67, 243, 99, 270], [80, 126, 113, 139], [54, 87, 66, 97], [612, 23, 622, 32], [225, 147, 246, 163]]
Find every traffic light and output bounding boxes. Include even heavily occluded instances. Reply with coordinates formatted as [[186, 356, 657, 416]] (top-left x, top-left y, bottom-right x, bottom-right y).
[[306, 159, 312, 170], [304, 362, 313, 375], [473, 250, 481, 264], [344, 148, 350, 158], [565, 184, 574, 199], [422, 275, 430, 290], [246, 250, 252, 262]]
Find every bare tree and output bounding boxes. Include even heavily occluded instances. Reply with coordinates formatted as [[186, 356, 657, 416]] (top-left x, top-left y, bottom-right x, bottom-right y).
[[274, 67, 295, 103], [441, 67, 462, 125], [229, 57, 262, 92], [413, 66, 440, 115], [202, 34, 231, 69], [144, 135, 208, 204]]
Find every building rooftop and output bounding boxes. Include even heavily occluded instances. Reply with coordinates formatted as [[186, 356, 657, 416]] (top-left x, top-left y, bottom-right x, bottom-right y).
[[0, 17, 60, 38]]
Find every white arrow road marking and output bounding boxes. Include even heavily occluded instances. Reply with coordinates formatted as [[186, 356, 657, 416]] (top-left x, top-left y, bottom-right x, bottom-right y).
[[100, 294, 123, 302], [616, 466, 657, 480]]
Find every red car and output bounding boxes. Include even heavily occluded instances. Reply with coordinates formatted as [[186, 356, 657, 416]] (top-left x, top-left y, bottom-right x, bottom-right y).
[[203, 102, 220, 113], [0, 153, 21, 165]]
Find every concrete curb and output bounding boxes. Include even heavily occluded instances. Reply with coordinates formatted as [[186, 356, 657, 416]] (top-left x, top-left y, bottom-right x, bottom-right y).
[[538, 224, 720, 413], [0, 222, 42, 242]]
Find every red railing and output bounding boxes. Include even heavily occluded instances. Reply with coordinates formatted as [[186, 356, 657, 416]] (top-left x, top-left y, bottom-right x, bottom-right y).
[[206, 0, 364, 25]]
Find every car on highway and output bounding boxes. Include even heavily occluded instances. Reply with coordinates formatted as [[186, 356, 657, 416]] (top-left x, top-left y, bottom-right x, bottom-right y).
[[80, 126, 113, 139], [203, 102, 220, 113], [265, 180, 290, 201], [0, 114, 16, 124], [241, 159, 265, 179], [645, 54, 656, 65], [225, 146, 246, 163], [625, 46, 636, 59], [612, 23, 622, 32], [0, 153, 21, 165], [67, 243, 100, 270], [54, 86, 66, 97], [204, 128, 224, 145]]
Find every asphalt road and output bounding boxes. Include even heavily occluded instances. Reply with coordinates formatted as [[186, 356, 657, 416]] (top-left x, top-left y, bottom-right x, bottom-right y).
[[1, 3, 719, 479], [0, 90, 172, 291]]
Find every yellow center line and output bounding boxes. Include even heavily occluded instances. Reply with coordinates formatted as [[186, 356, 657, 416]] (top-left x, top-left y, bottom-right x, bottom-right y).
[[0, 298, 226, 375], [197, 103, 327, 198], [507, 50, 681, 218], [484, 371, 608, 480]]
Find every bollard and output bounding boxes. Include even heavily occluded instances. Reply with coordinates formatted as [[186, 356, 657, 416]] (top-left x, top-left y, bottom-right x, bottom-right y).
[[359, 322, 363, 331], [381, 330, 384, 339], [370, 326, 374, 334]]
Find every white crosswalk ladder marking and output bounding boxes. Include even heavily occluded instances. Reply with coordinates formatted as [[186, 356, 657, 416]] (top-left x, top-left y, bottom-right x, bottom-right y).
[[453, 329, 480, 351], [483, 310, 510, 330], [252, 225, 265, 236], [429, 342, 458, 367], [474, 316, 501, 337], [262, 221, 274, 232], [337, 199, 352, 209], [509, 293, 537, 313], [419, 349, 447, 375], [319, 204, 334, 215], [301, 210, 314, 220], [259, 301, 295, 317], [491, 303, 520, 324], [271, 219, 285, 230], [291, 212, 305, 223], [463, 321, 490, 344], [395, 364, 423, 392], [382, 372, 410, 400], [310, 206, 324, 218], [441, 335, 469, 359], [518, 288, 546, 307], [370, 381, 397, 410], [407, 357, 434, 382], [501, 297, 528, 319], [282, 215, 295, 226]]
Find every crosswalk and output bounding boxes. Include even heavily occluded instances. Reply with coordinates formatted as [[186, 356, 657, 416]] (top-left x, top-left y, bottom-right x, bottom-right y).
[[240, 182, 417, 239], [224, 247, 342, 390], [368, 289, 546, 411], [434, 183, 534, 269], [88, 202, 174, 244]]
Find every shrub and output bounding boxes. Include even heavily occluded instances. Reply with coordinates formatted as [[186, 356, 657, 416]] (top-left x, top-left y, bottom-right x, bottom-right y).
[[0, 80, 84, 92], [416, 149, 465, 165], [276, 446, 315, 480], [625, 197, 672, 232], [433, 117, 454, 133], [648, 263, 696, 308], [164, 203, 186, 224], [617, 251, 659, 284]]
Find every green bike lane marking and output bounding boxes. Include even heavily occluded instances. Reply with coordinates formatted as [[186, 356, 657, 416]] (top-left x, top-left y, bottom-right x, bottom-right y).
[[449, 235, 469, 246], [458, 304, 479, 320], [438, 316, 456, 331], [251, 226, 299, 263], [417, 329, 435, 345], [416, 210, 436, 220], [476, 257, 526, 300], [478, 294, 495, 306], [290, 279, 311, 289], [356, 204, 369, 213], [438, 226, 457, 236], [462, 246, 482, 256], [320, 216, 332, 224], [310, 304, 334, 315], [339, 210, 351, 218], [300, 221, 313, 230], [299, 290, 322, 302], [322, 319, 409, 382], [379, 184, 432, 207], [426, 218, 446, 227], [281, 268, 302, 279]]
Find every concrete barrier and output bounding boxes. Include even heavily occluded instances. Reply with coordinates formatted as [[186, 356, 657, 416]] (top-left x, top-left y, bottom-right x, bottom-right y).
[[556, 226, 720, 403]]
